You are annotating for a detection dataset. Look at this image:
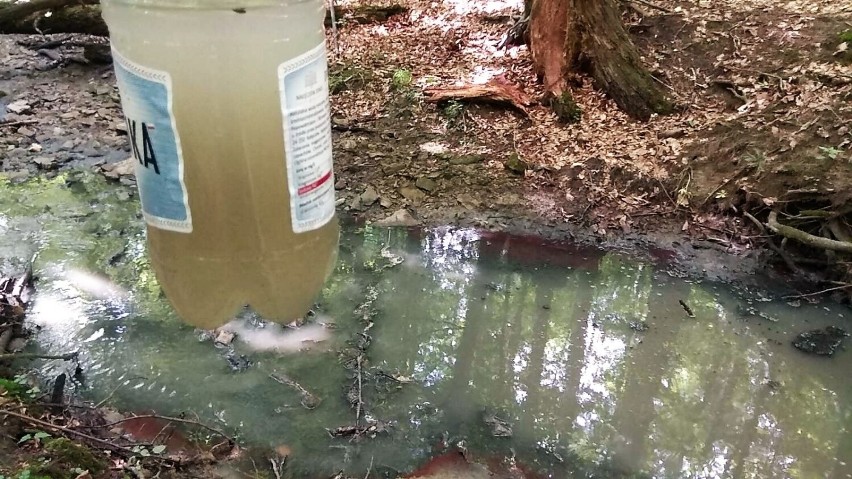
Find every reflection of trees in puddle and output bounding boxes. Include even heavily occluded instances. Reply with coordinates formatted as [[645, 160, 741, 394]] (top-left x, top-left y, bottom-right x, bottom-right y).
[[370, 231, 852, 478]]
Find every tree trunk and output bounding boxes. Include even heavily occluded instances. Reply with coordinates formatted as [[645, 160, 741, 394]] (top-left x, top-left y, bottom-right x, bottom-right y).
[[529, 0, 673, 120], [0, 0, 106, 35]]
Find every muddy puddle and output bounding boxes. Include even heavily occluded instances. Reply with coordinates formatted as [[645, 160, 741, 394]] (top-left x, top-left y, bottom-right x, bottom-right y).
[[1, 170, 851, 478]]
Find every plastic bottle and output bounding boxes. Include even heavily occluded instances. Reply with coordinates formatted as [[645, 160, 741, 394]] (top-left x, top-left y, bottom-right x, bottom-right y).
[[101, 0, 339, 329]]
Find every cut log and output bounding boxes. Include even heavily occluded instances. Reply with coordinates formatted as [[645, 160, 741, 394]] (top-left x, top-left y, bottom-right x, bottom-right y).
[[424, 78, 532, 116], [0, 0, 105, 35], [0, 0, 404, 35]]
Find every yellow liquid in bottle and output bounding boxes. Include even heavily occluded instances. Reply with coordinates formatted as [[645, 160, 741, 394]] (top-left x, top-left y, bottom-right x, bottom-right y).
[[103, 2, 339, 329]]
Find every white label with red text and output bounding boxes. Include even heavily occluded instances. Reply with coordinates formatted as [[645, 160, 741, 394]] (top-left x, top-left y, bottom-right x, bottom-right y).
[[278, 42, 335, 233]]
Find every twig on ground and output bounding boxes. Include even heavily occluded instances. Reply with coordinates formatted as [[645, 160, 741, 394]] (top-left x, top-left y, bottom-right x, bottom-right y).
[[628, 0, 672, 13], [365, 455, 374, 479], [0, 119, 39, 128], [270, 458, 283, 479], [356, 354, 363, 425], [327, 0, 340, 56]]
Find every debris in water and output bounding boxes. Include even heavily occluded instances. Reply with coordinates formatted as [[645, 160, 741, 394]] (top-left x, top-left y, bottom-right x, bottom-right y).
[[629, 321, 649, 332], [269, 371, 321, 409], [792, 326, 849, 357], [225, 352, 252, 372], [327, 419, 391, 439], [679, 299, 695, 318], [483, 413, 512, 437]]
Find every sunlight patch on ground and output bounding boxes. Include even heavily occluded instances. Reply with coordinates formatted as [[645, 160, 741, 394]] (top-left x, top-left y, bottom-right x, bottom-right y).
[[445, 0, 522, 15]]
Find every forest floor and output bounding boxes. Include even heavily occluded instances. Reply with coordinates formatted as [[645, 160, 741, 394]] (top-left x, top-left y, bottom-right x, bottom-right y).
[[0, 0, 851, 477]]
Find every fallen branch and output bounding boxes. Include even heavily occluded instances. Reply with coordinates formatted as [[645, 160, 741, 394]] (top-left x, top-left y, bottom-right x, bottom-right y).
[[784, 283, 852, 299], [424, 78, 532, 116], [0, 120, 39, 128], [767, 211, 852, 254], [269, 372, 321, 409], [0, 0, 106, 35], [86, 413, 235, 445], [0, 408, 175, 464]]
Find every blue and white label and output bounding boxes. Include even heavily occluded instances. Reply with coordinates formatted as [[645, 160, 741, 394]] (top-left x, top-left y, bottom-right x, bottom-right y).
[[278, 42, 335, 234], [112, 48, 192, 233]]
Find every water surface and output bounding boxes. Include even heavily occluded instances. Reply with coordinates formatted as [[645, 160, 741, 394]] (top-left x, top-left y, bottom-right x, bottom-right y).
[[1, 171, 851, 478]]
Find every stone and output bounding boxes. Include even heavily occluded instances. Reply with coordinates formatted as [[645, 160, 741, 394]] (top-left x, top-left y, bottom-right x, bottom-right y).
[[382, 163, 405, 175], [419, 141, 449, 155], [334, 178, 346, 190], [348, 195, 363, 211], [449, 154, 483, 165], [380, 196, 393, 208], [792, 326, 848, 356], [415, 177, 437, 192], [374, 208, 419, 227], [503, 153, 528, 174], [214, 329, 236, 346], [360, 186, 379, 206], [399, 185, 426, 205], [33, 156, 56, 169], [17, 126, 35, 137], [101, 158, 136, 179], [6, 170, 30, 182], [5, 100, 30, 114], [60, 140, 76, 150], [458, 194, 481, 210]]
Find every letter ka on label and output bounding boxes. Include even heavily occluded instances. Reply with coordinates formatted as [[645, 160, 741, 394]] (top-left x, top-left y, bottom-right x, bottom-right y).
[[112, 48, 192, 233]]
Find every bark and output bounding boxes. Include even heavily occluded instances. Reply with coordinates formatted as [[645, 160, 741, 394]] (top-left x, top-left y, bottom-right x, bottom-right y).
[[530, 0, 673, 120], [0, 0, 106, 35], [423, 77, 532, 116]]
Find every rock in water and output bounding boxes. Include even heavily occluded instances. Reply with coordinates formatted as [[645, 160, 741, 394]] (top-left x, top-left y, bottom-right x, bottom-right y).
[[792, 326, 848, 356], [226, 352, 252, 372], [375, 208, 419, 227]]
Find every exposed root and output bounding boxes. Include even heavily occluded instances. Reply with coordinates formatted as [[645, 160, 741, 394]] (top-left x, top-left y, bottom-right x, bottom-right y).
[[767, 211, 852, 254]]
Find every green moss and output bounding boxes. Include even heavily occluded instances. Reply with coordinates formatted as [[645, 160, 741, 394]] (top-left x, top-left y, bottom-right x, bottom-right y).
[[391, 69, 413, 90], [549, 91, 581, 124], [328, 64, 371, 94], [503, 152, 529, 175], [42, 438, 105, 476], [839, 29, 852, 43]]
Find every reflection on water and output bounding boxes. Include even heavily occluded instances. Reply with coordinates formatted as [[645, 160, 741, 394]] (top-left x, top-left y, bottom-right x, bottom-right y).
[[2, 172, 852, 478]]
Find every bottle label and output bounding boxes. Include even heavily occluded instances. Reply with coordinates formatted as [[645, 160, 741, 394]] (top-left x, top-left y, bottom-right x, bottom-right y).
[[112, 48, 192, 233], [278, 42, 335, 234]]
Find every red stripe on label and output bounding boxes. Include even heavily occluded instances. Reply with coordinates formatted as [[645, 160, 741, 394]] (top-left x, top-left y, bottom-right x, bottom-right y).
[[298, 170, 333, 196]]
